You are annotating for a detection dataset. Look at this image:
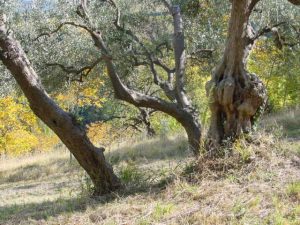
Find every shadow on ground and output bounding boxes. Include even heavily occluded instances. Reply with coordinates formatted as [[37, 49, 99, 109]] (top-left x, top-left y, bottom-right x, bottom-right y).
[[0, 196, 89, 223], [0, 175, 173, 224], [0, 136, 190, 224]]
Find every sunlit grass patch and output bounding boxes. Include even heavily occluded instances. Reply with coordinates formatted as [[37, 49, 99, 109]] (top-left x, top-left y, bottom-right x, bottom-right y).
[[152, 202, 175, 220], [286, 181, 300, 201]]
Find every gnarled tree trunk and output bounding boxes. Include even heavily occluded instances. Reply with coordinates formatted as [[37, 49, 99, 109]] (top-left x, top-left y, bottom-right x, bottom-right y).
[[206, 0, 267, 150], [0, 17, 121, 195], [34, 2, 204, 155], [77, 3, 202, 155]]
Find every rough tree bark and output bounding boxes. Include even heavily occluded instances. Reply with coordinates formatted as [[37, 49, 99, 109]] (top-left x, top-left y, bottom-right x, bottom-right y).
[[47, 2, 202, 155], [0, 15, 121, 195], [287, 0, 300, 5], [104, 4, 202, 155], [206, 0, 300, 151], [205, 0, 267, 150], [139, 109, 156, 137]]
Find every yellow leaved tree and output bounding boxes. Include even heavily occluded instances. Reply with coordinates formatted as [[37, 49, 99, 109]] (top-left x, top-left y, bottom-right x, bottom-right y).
[[0, 95, 59, 156], [0, 96, 39, 155]]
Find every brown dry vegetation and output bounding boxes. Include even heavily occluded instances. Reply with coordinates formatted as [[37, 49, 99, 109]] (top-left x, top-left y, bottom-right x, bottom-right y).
[[0, 110, 299, 225]]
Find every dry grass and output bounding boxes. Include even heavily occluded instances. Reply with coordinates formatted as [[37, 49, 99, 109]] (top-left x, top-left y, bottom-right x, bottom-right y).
[[0, 110, 299, 225], [262, 107, 300, 139]]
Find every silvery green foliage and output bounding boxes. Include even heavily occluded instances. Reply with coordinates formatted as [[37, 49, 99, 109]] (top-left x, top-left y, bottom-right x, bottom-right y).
[[0, 64, 15, 97], [251, 0, 300, 40], [0, 0, 299, 97]]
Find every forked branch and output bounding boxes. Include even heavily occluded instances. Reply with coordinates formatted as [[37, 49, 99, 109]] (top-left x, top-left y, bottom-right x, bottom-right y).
[[46, 57, 103, 82]]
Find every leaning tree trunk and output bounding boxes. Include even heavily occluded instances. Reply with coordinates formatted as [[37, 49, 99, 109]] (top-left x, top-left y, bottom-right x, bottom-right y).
[[206, 0, 267, 150], [0, 17, 121, 195], [87, 4, 202, 155], [37, 2, 202, 155]]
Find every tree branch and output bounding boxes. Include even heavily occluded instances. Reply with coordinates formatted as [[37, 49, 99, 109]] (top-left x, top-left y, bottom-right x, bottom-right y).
[[46, 57, 103, 82], [105, 0, 177, 101], [34, 2, 192, 124], [252, 21, 286, 41], [248, 0, 261, 14], [153, 59, 176, 74], [59, 16, 181, 118], [76, 0, 91, 24], [34, 21, 94, 41], [172, 5, 191, 108], [287, 0, 300, 5]]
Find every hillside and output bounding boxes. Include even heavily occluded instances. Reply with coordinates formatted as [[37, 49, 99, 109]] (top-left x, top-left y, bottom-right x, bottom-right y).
[[0, 110, 299, 225]]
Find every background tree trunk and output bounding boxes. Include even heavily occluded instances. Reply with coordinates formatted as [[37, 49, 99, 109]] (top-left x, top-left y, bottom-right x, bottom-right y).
[[139, 109, 156, 137], [0, 18, 121, 195], [84, 4, 202, 155], [206, 0, 267, 151]]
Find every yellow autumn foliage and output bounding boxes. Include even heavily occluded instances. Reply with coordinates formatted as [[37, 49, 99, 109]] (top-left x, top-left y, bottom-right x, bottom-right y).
[[249, 40, 300, 109], [55, 77, 106, 110], [4, 130, 39, 156], [87, 122, 120, 147], [0, 95, 59, 156]]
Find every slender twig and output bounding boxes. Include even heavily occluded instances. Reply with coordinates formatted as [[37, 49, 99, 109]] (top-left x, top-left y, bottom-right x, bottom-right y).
[[34, 21, 93, 41], [46, 57, 103, 82]]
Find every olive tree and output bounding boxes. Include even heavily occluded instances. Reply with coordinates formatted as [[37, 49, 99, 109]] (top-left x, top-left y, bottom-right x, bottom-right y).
[[0, 12, 121, 195], [205, 0, 300, 150], [39, 0, 203, 155]]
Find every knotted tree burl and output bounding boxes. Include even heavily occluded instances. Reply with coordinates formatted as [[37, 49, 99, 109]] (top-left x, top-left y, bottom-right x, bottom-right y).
[[206, 0, 299, 150]]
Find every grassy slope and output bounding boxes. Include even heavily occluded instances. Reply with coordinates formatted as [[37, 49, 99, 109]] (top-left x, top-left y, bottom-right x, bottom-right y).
[[0, 110, 299, 225]]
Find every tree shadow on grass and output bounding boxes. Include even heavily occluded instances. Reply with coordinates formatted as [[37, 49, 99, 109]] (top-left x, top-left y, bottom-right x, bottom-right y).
[[0, 136, 192, 224], [0, 195, 89, 224], [0, 155, 181, 224], [0, 174, 174, 225]]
